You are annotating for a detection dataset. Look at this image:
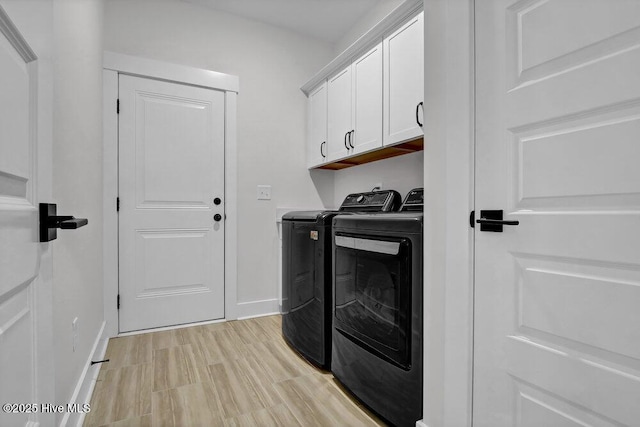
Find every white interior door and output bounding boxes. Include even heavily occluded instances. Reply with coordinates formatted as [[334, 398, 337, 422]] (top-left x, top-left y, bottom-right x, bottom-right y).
[[0, 9, 54, 427], [474, 1, 640, 426], [118, 74, 225, 332]]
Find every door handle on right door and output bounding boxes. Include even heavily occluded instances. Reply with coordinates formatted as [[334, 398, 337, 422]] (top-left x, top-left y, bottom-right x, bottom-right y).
[[475, 210, 519, 232], [214, 214, 222, 222]]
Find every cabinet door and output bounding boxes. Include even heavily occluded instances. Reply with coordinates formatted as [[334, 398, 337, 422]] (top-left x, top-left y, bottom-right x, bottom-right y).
[[327, 65, 352, 161], [383, 12, 424, 146], [307, 82, 328, 168], [352, 42, 383, 155]]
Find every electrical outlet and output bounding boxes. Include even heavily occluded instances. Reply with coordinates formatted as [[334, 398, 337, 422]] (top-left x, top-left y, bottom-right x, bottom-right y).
[[72, 317, 78, 352], [257, 185, 272, 200]]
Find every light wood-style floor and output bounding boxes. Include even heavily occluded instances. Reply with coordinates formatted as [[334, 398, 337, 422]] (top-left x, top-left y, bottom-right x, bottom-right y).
[[84, 315, 385, 426]]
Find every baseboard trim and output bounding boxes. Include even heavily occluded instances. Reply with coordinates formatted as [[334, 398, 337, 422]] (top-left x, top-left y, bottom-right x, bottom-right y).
[[60, 321, 108, 427], [236, 298, 280, 320]]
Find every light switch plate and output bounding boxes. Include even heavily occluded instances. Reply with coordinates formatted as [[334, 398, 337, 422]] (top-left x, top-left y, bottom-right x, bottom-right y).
[[257, 185, 271, 200]]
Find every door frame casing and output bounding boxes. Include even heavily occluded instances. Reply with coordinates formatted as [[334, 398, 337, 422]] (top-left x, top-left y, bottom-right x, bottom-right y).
[[420, 0, 475, 426], [102, 51, 239, 336]]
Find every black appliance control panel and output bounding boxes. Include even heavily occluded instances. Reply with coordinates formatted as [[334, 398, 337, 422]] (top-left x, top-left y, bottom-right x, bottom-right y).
[[400, 188, 424, 212], [339, 190, 401, 212]]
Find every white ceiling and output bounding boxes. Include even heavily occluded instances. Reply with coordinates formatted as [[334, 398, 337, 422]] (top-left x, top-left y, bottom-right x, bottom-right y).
[[181, 0, 383, 44]]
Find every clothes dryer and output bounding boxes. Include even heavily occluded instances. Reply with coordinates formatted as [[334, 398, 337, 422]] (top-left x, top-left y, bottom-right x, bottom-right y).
[[281, 190, 401, 369], [331, 188, 424, 426]]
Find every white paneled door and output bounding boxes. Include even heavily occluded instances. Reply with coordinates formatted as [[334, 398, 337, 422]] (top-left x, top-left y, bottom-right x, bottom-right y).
[[0, 9, 53, 427], [474, 1, 640, 426], [119, 75, 225, 332]]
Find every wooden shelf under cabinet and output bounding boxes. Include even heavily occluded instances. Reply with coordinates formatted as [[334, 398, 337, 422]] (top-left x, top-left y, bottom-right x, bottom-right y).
[[316, 137, 423, 170]]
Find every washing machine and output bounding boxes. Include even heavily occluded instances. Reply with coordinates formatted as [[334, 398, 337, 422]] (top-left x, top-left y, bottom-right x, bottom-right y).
[[331, 188, 423, 426], [281, 190, 401, 369]]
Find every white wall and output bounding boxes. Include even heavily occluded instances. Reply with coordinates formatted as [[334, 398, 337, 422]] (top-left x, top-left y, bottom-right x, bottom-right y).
[[103, 0, 335, 316], [332, 151, 424, 206], [52, 0, 105, 415], [334, 0, 405, 55], [0, 0, 53, 58]]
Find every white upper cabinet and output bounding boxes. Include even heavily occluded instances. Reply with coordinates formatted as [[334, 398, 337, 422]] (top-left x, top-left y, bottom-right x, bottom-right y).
[[383, 11, 424, 146], [328, 42, 383, 162], [351, 42, 383, 155], [302, 2, 424, 169], [327, 65, 353, 162], [307, 82, 328, 168]]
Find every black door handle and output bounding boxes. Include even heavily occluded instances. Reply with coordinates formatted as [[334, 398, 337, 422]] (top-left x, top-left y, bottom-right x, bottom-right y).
[[476, 210, 519, 232], [58, 217, 89, 229], [476, 218, 520, 226], [348, 130, 355, 148], [344, 132, 349, 150], [214, 214, 222, 222], [416, 102, 424, 127], [320, 141, 326, 158], [39, 203, 88, 242]]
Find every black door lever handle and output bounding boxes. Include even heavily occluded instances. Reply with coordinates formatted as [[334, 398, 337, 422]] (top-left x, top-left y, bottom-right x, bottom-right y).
[[40, 203, 88, 241], [55, 216, 89, 229], [475, 209, 518, 232], [476, 218, 519, 226]]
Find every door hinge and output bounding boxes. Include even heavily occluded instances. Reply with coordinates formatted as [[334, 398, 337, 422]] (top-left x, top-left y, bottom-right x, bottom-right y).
[[116, 99, 120, 114], [117, 294, 120, 310], [470, 210, 475, 228], [116, 197, 120, 212]]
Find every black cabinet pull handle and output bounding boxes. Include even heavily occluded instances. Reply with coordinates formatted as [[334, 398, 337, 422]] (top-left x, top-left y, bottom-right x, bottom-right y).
[[214, 214, 222, 222], [348, 130, 355, 148], [416, 102, 424, 127], [344, 132, 349, 150], [320, 141, 326, 158]]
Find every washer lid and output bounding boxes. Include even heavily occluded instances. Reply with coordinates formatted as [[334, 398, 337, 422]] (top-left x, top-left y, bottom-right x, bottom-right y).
[[282, 210, 339, 222]]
